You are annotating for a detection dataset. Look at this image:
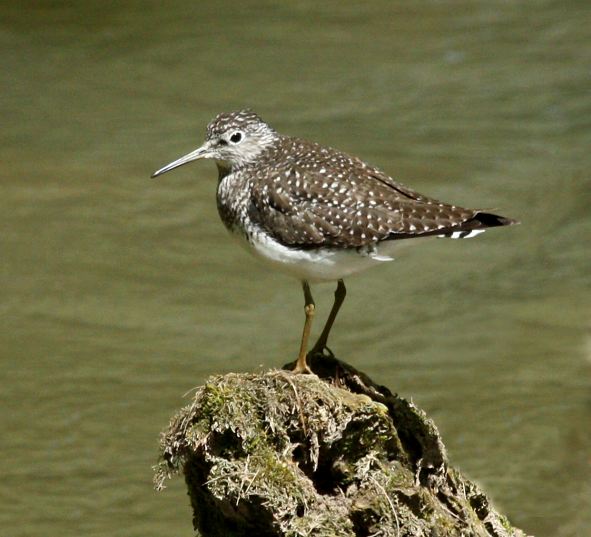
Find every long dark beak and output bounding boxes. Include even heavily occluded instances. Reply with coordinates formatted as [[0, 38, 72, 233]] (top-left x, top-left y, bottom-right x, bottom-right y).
[[151, 142, 211, 178]]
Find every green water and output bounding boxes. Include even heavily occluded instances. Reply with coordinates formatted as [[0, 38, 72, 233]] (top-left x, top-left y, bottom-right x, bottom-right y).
[[1, 2, 590, 536]]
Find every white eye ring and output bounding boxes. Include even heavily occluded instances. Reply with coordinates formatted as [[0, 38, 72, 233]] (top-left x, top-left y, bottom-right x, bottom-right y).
[[230, 132, 243, 144]]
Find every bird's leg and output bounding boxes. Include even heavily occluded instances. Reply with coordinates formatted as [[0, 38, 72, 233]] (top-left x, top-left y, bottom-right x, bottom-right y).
[[293, 280, 315, 374], [310, 279, 346, 356]]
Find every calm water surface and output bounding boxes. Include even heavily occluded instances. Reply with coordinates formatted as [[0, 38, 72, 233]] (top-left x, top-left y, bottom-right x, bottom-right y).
[[1, 2, 590, 536]]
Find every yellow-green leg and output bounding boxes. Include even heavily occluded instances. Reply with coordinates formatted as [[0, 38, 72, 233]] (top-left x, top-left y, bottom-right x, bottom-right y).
[[293, 280, 315, 374]]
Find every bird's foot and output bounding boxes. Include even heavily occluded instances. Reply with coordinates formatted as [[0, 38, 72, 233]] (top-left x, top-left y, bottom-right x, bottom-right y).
[[291, 344, 334, 374], [291, 362, 314, 375], [292, 348, 314, 375]]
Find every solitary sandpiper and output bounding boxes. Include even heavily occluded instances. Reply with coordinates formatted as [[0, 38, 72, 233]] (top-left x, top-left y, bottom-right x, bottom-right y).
[[152, 110, 517, 373]]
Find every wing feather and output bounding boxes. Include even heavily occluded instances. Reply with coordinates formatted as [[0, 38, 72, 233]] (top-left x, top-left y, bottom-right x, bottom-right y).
[[247, 139, 513, 248]]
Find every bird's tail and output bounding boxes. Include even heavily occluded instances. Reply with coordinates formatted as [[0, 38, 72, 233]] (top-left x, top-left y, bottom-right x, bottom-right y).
[[438, 211, 519, 239]]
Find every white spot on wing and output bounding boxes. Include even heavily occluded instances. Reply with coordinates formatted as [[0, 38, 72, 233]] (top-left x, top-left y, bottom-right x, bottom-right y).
[[463, 229, 486, 238]]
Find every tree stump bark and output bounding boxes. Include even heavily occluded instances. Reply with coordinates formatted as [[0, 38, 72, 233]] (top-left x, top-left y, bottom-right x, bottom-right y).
[[154, 354, 529, 536]]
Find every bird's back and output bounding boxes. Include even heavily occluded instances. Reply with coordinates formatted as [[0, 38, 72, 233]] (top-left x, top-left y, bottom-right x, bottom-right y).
[[237, 135, 516, 250]]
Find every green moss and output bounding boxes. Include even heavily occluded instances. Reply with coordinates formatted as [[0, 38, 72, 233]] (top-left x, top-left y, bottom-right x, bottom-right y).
[[155, 369, 527, 537], [200, 382, 232, 419]]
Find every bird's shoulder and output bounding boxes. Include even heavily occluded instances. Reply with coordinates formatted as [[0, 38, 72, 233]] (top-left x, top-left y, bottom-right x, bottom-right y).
[[249, 136, 441, 205]]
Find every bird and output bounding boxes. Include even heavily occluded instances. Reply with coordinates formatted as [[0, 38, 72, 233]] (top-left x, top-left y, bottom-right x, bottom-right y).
[[152, 109, 518, 374]]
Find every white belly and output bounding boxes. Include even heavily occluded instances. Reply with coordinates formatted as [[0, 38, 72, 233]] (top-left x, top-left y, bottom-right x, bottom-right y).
[[233, 228, 395, 283]]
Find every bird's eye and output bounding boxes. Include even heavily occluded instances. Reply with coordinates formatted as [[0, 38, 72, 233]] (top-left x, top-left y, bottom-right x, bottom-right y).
[[230, 132, 243, 144]]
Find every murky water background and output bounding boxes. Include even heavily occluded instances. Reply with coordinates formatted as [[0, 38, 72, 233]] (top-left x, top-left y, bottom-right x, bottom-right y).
[[1, 2, 590, 536]]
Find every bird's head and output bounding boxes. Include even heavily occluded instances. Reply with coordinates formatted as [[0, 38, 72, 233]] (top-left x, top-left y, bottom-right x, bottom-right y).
[[151, 109, 278, 178]]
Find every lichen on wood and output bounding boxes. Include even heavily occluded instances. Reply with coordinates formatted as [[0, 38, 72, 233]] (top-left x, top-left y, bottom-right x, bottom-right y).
[[155, 354, 528, 537]]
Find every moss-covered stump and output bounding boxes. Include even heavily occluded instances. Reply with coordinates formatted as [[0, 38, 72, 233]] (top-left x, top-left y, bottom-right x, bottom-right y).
[[155, 357, 528, 537]]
